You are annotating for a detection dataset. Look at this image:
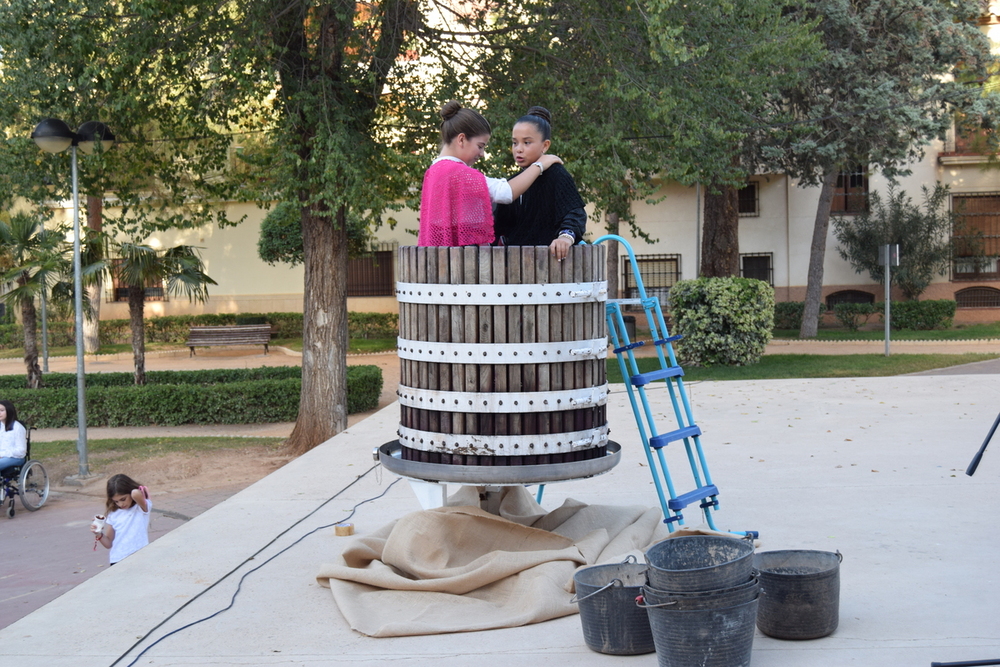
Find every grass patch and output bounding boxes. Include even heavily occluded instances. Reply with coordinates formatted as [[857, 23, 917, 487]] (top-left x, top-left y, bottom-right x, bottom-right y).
[[607, 353, 1000, 383], [772, 321, 1000, 340], [32, 436, 286, 467]]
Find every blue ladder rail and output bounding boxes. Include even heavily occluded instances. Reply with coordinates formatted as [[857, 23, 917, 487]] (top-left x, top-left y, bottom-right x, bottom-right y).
[[593, 234, 754, 538]]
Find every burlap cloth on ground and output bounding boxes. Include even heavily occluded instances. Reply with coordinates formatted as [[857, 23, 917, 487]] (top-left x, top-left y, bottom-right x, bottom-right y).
[[316, 486, 670, 637]]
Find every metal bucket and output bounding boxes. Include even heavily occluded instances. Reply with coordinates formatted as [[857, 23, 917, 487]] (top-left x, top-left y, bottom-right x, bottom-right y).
[[572, 559, 655, 655], [645, 535, 755, 592], [641, 575, 759, 610], [754, 549, 841, 639], [645, 595, 759, 667]]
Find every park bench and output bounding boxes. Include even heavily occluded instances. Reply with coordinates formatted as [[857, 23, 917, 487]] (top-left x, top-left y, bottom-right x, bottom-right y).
[[185, 324, 272, 356]]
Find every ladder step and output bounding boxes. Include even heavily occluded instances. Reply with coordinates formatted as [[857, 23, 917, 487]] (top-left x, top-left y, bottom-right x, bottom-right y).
[[649, 425, 701, 449], [653, 334, 683, 345], [631, 366, 685, 386], [668, 485, 719, 511]]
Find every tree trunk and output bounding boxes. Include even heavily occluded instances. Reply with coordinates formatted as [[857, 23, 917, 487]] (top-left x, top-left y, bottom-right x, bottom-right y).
[[606, 212, 620, 299], [19, 282, 41, 389], [700, 183, 740, 277], [83, 195, 103, 354], [799, 168, 840, 338], [285, 202, 349, 456], [128, 286, 146, 385]]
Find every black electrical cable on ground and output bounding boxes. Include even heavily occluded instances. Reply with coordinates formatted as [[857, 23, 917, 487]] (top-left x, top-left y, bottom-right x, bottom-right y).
[[109, 464, 398, 667]]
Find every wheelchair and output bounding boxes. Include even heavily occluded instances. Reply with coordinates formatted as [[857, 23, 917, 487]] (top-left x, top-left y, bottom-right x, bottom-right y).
[[0, 427, 49, 518]]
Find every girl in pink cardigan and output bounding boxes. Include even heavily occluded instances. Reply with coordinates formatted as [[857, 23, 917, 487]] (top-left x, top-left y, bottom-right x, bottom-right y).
[[418, 101, 562, 247]]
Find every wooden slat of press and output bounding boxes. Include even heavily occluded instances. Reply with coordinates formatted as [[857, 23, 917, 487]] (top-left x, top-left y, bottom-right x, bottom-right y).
[[536, 248, 551, 462], [436, 247, 451, 443], [521, 247, 536, 449], [505, 247, 521, 442], [478, 247, 494, 444], [463, 246, 479, 460], [449, 247, 465, 451], [575, 246, 587, 435], [417, 248, 430, 436], [549, 247, 564, 442], [491, 246, 508, 441], [425, 248, 440, 436], [396, 248, 409, 431]]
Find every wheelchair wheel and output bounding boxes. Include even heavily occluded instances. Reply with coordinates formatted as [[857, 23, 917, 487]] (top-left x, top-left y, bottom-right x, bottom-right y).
[[6, 498, 13, 518], [19, 461, 49, 511]]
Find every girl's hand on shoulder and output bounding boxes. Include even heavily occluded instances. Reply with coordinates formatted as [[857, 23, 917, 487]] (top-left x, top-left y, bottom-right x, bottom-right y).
[[538, 154, 562, 170]]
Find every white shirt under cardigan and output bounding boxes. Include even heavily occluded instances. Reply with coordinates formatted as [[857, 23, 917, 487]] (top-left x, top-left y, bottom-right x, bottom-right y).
[[106, 499, 152, 564], [0, 421, 27, 460], [433, 156, 514, 205]]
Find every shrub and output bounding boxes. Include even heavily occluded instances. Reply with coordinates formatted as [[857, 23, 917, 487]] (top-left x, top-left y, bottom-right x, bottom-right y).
[[833, 302, 877, 331], [878, 299, 956, 330], [668, 277, 775, 366], [348, 312, 398, 339], [773, 301, 804, 330], [4, 365, 382, 427]]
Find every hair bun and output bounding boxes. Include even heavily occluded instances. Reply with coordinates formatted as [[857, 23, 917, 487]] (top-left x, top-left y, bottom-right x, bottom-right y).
[[441, 100, 462, 121], [526, 106, 552, 124]]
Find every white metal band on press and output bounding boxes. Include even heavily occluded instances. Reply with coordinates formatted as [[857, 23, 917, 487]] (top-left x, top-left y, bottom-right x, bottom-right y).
[[397, 424, 610, 455], [397, 384, 609, 413], [397, 338, 608, 363], [395, 281, 608, 305]]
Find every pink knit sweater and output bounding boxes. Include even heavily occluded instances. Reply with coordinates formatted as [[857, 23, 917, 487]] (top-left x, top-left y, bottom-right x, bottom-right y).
[[418, 159, 494, 246]]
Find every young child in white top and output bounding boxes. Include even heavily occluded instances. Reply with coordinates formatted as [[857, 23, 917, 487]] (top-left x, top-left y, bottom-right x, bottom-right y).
[[93, 474, 152, 565]]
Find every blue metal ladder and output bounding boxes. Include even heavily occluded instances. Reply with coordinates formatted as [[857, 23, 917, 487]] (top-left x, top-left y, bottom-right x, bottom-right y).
[[594, 235, 754, 537]]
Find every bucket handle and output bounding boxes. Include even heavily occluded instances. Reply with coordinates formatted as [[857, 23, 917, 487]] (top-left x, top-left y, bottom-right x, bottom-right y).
[[634, 595, 677, 609], [836, 550, 843, 562], [569, 579, 623, 604]]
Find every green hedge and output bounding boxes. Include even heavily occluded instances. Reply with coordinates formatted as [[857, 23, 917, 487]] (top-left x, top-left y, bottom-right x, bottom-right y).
[[3, 365, 383, 428], [833, 302, 878, 331], [0, 311, 400, 349], [668, 277, 774, 366], [879, 299, 956, 330], [0, 366, 301, 390]]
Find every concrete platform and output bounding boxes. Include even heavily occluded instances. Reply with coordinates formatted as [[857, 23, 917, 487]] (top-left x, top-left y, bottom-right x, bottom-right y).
[[2, 374, 999, 666]]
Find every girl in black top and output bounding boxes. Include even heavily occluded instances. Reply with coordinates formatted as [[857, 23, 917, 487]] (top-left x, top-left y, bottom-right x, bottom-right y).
[[493, 106, 586, 260]]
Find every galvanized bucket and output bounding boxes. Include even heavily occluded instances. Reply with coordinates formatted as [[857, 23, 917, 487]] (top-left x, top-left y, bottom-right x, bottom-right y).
[[645, 535, 755, 592], [571, 558, 655, 655], [754, 549, 842, 639]]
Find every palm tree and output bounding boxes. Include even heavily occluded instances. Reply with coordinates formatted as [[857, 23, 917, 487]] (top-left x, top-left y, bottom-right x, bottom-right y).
[[110, 241, 216, 385], [0, 213, 68, 388]]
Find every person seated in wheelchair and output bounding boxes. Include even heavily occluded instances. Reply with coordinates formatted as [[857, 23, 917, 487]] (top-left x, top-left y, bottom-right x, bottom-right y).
[[0, 400, 27, 475]]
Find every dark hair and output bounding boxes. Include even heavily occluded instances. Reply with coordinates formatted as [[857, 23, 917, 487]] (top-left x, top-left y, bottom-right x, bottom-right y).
[[0, 400, 17, 431], [106, 473, 141, 513], [439, 100, 491, 145], [514, 106, 552, 141]]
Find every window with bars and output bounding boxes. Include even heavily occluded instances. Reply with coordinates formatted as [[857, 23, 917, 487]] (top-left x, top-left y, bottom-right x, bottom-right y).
[[621, 254, 681, 307], [955, 286, 1000, 308], [106, 259, 166, 303], [831, 164, 869, 214], [826, 290, 875, 310], [738, 182, 759, 217], [740, 252, 773, 285], [347, 242, 397, 297], [952, 194, 1000, 280]]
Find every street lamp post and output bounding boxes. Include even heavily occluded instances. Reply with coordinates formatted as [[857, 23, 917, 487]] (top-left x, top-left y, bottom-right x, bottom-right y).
[[31, 118, 115, 479]]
